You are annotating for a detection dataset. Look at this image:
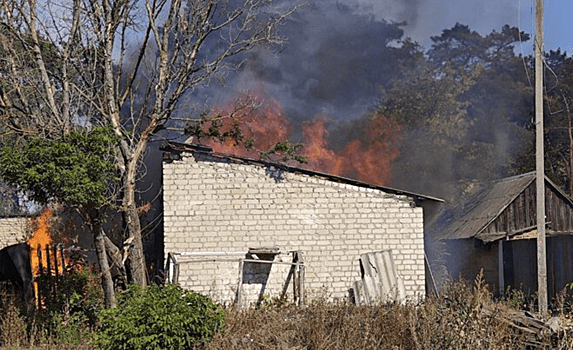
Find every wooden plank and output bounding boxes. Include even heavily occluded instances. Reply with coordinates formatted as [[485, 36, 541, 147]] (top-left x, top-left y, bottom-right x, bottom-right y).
[[53, 245, 59, 283], [248, 248, 280, 255], [174, 260, 180, 285], [59, 245, 66, 271], [293, 264, 299, 303], [515, 193, 528, 229], [241, 259, 303, 265], [37, 244, 43, 276], [45, 244, 51, 275], [498, 240, 504, 295], [507, 201, 514, 234], [279, 260, 296, 301], [526, 185, 534, 227], [299, 264, 305, 306], [237, 259, 244, 311]]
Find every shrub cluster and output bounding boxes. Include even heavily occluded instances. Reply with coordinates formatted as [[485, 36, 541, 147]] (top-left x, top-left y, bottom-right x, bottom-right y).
[[93, 283, 226, 350], [5, 273, 573, 349]]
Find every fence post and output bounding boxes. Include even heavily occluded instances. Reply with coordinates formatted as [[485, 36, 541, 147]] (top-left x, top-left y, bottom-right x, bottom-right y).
[[36, 244, 43, 310], [36, 244, 43, 276], [45, 244, 54, 303], [53, 245, 59, 284], [59, 244, 66, 271]]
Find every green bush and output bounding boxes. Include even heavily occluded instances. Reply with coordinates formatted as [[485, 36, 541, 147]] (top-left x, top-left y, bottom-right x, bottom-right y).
[[93, 284, 226, 350]]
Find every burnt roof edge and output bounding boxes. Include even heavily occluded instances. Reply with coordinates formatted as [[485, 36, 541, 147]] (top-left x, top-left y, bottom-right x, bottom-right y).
[[161, 141, 444, 203]]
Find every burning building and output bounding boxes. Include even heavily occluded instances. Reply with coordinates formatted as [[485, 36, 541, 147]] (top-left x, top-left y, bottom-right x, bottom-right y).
[[162, 142, 441, 305], [428, 172, 573, 299], [0, 209, 68, 306]]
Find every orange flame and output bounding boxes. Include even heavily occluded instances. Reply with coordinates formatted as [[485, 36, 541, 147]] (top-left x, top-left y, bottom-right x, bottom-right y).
[[206, 81, 402, 186], [300, 115, 344, 176], [201, 86, 291, 158], [295, 114, 402, 185], [27, 209, 72, 307], [28, 209, 54, 276]]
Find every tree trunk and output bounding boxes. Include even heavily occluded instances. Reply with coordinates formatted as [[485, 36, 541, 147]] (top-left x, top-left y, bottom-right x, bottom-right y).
[[79, 208, 116, 308], [104, 235, 127, 288], [125, 204, 147, 286], [92, 219, 117, 308], [123, 161, 147, 287]]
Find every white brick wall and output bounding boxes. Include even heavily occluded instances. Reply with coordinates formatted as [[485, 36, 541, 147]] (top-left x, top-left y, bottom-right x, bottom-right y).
[[163, 151, 425, 304], [0, 217, 30, 249]]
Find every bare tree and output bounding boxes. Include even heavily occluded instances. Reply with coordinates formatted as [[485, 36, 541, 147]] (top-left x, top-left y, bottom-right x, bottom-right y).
[[0, 0, 297, 304]]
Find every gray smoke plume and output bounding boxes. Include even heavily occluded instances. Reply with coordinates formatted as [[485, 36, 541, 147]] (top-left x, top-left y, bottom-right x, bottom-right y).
[[198, 0, 524, 124], [350, 0, 521, 48]]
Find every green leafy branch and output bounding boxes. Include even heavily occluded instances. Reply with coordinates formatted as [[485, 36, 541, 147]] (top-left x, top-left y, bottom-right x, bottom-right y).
[[0, 126, 119, 209]]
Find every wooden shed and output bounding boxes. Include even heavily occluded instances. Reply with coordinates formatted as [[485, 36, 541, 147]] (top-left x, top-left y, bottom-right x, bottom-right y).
[[427, 172, 573, 299]]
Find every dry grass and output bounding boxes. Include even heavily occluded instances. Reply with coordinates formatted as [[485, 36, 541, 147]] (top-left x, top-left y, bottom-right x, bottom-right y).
[[204, 278, 573, 350], [3, 276, 573, 349], [0, 287, 94, 350], [0, 291, 29, 348]]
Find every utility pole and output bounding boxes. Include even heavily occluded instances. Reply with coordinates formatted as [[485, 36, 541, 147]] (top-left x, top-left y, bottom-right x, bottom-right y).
[[535, 0, 548, 315]]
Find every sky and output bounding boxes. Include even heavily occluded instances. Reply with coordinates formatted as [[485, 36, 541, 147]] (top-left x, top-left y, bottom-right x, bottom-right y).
[[542, 0, 573, 53], [352, 0, 573, 55]]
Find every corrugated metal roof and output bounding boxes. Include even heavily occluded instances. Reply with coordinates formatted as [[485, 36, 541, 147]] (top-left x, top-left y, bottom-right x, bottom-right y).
[[429, 172, 537, 240]]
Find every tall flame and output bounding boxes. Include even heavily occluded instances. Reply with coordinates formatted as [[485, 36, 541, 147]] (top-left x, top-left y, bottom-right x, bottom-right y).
[[28, 209, 54, 276], [305, 116, 401, 185], [205, 81, 402, 186], [27, 208, 70, 307]]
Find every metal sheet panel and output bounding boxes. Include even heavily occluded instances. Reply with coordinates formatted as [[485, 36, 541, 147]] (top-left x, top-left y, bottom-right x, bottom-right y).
[[353, 250, 405, 305]]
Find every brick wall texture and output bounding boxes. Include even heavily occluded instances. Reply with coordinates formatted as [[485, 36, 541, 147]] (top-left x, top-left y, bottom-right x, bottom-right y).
[[163, 151, 425, 304], [0, 217, 30, 249]]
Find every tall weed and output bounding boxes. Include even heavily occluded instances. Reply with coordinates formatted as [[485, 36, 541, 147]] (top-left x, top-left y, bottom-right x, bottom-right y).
[[0, 289, 29, 347]]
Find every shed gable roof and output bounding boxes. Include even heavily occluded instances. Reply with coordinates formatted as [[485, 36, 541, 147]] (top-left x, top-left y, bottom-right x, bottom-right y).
[[428, 172, 573, 241]]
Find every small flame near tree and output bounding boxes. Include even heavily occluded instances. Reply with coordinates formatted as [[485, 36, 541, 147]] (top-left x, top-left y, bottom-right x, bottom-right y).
[[28, 209, 54, 276], [27, 208, 69, 305], [187, 85, 293, 160]]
